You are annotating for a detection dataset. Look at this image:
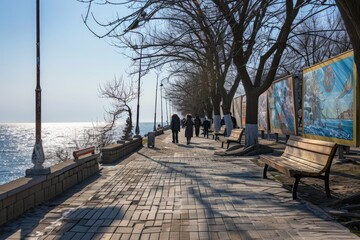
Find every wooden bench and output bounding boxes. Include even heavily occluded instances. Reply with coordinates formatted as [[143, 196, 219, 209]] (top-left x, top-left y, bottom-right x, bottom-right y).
[[259, 136, 338, 199], [213, 125, 226, 140], [203, 123, 214, 133], [73, 146, 96, 160], [219, 128, 245, 149]]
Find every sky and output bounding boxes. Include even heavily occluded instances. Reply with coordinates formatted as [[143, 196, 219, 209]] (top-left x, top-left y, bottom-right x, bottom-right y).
[[0, 0, 165, 123]]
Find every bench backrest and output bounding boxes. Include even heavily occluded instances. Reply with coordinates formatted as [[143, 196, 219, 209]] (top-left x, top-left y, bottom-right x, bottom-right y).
[[229, 128, 244, 140], [73, 146, 95, 160], [283, 136, 338, 174], [218, 125, 226, 133]]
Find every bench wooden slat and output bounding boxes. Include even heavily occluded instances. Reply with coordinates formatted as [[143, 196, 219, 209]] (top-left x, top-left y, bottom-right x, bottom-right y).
[[289, 136, 337, 147], [280, 153, 325, 172], [284, 147, 332, 167], [260, 155, 292, 176], [73, 146, 95, 160], [213, 125, 226, 139], [220, 128, 244, 148], [262, 155, 324, 177], [215, 126, 226, 135], [287, 139, 335, 155]]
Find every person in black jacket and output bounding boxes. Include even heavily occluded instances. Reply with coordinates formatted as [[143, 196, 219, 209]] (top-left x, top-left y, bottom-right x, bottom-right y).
[[184, 114, 194, 144], [194, 115, 202, 137], [170, 114, 181, 143], [202, 117, 211, 138]]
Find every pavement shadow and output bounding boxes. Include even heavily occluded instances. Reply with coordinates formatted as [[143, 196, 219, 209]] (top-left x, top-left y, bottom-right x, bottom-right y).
[[136, 151, 314, 239], [39, 205, 124, 239], [0, 172, 106, 239], [328, 169, 360, 181], [177, 142, 216, 150]]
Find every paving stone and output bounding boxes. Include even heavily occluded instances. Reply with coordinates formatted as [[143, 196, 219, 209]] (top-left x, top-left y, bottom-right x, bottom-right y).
[[0, 131, 359, 239]]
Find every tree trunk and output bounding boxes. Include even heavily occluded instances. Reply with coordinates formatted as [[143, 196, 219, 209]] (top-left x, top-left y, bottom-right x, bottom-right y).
[[212, 91, 222, 132], [336, 0, 360, 83], [223, 114, 233, 137], [214, 115, 222, 132], [245, 92, 259, 145]]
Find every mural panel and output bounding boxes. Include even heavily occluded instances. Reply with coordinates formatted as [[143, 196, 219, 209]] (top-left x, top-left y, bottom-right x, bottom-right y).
[[268, 76, 297, 135], [232, 96, 241, 128], [258, 91, 269, 131], [302, 51, 357, 146], [241, 95, 246, 128]]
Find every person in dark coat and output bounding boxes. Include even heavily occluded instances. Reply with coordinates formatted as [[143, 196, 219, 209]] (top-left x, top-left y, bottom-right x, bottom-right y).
[[221, 113, 237, 128], [194, 115, 202, 137], [202, 117, 211, 138], [181, 118, 186, 128], [184, 114, 194, 145], [220, 117, 225, 126], [230, 112, 237, 128], [170, 114, 181, 143]]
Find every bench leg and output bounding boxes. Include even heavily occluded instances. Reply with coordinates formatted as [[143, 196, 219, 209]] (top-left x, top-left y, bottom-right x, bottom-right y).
[[292, 177, 301, 200], [263, 164, 269, 179], [221, 142, 224, 148], [325, 173, 332, 198], [227, 142, 230, 149]]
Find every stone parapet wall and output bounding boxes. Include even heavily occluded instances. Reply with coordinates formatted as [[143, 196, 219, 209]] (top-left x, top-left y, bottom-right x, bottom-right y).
[[101, 137, 143, 164], [0, 154, 99, 226]]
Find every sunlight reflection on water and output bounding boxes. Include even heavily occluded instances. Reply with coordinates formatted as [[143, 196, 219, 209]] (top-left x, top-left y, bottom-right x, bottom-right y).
[[0, 122, 155, 185]]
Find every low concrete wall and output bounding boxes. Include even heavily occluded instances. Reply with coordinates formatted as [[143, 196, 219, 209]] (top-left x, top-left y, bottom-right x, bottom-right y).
[[0, 154, 100, 226], [101, 137, 143, 164]]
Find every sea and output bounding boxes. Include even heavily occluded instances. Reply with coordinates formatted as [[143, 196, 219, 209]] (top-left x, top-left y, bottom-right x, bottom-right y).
[[0, 122, 159, 185]]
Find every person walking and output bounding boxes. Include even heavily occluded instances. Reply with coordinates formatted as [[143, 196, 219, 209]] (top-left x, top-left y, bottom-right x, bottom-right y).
[[184, 114, 194, 145], [194, 115, 202, 137], [230, 112, 237, 128], [202, 117, 211, 138], [170, 114, 181, 143]]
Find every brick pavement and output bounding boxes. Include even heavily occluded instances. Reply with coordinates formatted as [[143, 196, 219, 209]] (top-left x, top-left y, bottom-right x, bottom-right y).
[[0, 131, 358, 239]]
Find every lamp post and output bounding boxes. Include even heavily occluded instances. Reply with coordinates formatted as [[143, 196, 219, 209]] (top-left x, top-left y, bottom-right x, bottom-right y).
[[27, 0, 49, 175], [169, 99, 172, 117], [134, 38, 144, 138], [166, 98, 169, 126], [125, 16, 144, 137], [153, 76, 159, 131], [160, 81, 163, 127]]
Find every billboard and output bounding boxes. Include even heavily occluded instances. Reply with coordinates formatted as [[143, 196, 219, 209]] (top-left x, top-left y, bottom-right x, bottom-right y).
[[258, 91, 269, 131], [302, 51, 358, 146], [268, 75, 297, 135], [241, 95, 246, 128], [232, 96, 241, 128]]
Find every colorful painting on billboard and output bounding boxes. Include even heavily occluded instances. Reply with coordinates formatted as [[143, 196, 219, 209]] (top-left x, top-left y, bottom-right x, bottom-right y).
[[268, 76, 297, 135], [232, 96, 241, 128], [258, 91, 269, 131], [241, 95, 246, 128], [302, 51, 357, 146]]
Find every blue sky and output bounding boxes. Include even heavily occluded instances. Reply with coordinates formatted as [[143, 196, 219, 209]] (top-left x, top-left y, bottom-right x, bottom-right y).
[[0, 0, 162, 123]]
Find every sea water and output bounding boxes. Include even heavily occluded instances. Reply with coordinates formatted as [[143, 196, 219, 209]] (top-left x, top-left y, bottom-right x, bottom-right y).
[[0, 122, 157, 185]]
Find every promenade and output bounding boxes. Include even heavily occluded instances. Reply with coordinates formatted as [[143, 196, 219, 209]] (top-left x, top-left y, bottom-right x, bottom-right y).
[[0, 130, 358, 239]]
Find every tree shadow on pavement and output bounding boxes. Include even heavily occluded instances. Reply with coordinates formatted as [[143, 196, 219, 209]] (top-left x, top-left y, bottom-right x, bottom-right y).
[[136, 151, 319, 239], [0, 172, 112, 239]]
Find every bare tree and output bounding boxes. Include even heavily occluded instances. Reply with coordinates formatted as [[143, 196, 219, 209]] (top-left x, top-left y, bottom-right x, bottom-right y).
[[280, 10, 351, 75], [209, 0, 332, 145], [78, 0, 235, 133], [78, 0, 339, 144], [166, 68, 214, 117], [335, 0, 360, 80], [98, 76, 137, 141]]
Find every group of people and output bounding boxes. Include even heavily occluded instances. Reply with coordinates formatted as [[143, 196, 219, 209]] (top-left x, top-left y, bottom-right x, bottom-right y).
[[170, 114, 211, 145]]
